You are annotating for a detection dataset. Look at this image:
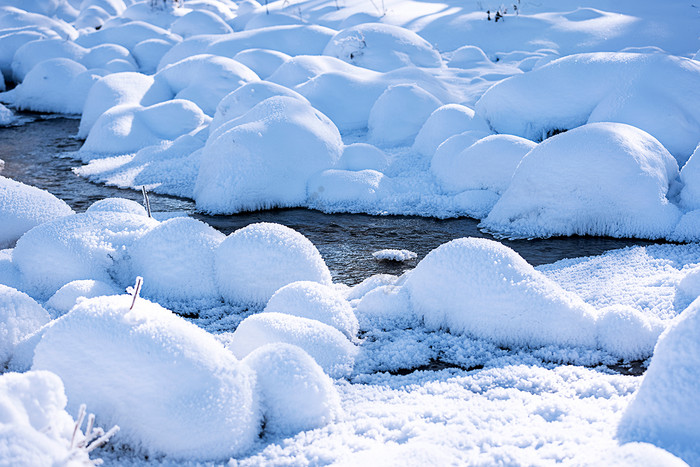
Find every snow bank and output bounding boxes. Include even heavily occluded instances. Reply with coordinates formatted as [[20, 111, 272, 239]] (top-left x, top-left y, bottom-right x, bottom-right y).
[[264, 281, 358, 339], [323, 23, 442, 72], [0, 58, 103, 114], [33, 295, 260, 460], [618, 297, 700, 465], [404, 238, 599, 349], [367, 84, 441, 147], [195, 96, 342, 213], [482, 123, 681, 239], [130, 217, 224, 304], [154, 54, 259, 116], [0, 176, 74, 249], [80, 99, 209, 156], [45, 279, 120, 318], [12, 211, 158, 300], [431, 134, 536, 194], [413, 104, 492, 158], [0, 370, 93, 466], [215, 223, 331, 306], [78, 72, 172, 139], [0, 284, 49, 366], [242, 343, 340, 435], [229, 312, 357, 378], [475, 53, 700, 163]]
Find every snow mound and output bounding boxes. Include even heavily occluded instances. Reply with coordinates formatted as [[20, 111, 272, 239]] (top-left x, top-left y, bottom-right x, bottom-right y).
[[86, 197, 147, 216], [132, 38, 172, 74], [431, 134, 537, 194], [0, 58, 102, 114], [242, 343, 340, 436], [12, 211, 158, 300], [368, 84, 441, 147], [45, 279, 120, 318], [158, 25, 336, 70], [76, 20, 179, 54], [475, 53, 700, 164], [0, 176, 73, 249], [0, 370, 93, 466], [372, 249, 417, 262], [679, 143, 700, 209], [33, 295, 260, 460], [130, 217, 224, 304], [447, 45, 491, 68], [170, 10, 233, 38], [354, 283, 418, 331], [482, 123, 681, 240], [264, 281, 358, 339], [209, 80, 309, 135], [323, 23, 442, 72], [229, 312, 357, 378], [413, 104, 492, 158], [338, 143, 388, 172], [0, 284, 49, 366], [404, 238, 599, 349], [233, 48, 290, 79], [195, 96, 342, 213], [78, 72, 172, 139], [618, 297, 700, 465], [154, 54, 260, 116], [215, 223, 332, 306], [595, 306, 663, 361], [0, 103, 12, 125], [307, 169, 390, 207], [81, 99, 210, 156]]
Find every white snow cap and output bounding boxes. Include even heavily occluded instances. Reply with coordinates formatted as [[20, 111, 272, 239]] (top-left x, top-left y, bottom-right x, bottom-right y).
[[482, 123, 681, 239], [215, 222, 332, 306], [404, 237, 599, 349], [242, 343, 341, 436], [130, 217, 225, 304], [338, 143, 389, 172], [431, 134, 536, 194], [0, 284, 49, 366], [45, 279, 120, 318], [264, 281, 359, 340], [372, 249, 417, 262], [33, 295, 260, 460], [618, 297, 700, 465], [229, 312, 357, 378], [0, 370, 93, 466], [323, 23, 443, 72], [413, 103, 492, 158], [0, 176, 73, 249], [195, 96, 342, 213]]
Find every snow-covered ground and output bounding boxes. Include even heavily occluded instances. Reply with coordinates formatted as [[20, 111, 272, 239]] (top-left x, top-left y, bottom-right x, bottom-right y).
[[1, 0, 699, 465]]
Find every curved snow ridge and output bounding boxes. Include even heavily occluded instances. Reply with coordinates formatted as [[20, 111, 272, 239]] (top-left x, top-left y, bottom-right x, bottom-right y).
[[475, 52, 700, 164]]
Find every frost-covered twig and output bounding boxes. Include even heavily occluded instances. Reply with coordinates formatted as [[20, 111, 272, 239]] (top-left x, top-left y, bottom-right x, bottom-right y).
[[141, 186, 152, 218], [127, 276, 143, 310], [69, 404, 120, 465]]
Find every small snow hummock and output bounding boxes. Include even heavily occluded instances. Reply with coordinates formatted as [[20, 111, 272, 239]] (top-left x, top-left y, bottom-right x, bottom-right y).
[[242, 343, 341, 436], [32, 295, 260, 460], [264, 281, 359, 340], [0, 284, 50, 367], [372, 249, 418, 262], [215, 223, 332, 306], [618, 297, 700, 465], [228, 312, 358, 378], [45, 279, 120, 318]]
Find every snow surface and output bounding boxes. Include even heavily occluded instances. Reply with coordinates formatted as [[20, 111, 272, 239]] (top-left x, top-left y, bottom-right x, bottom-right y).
[[0, 284, 49, 367]]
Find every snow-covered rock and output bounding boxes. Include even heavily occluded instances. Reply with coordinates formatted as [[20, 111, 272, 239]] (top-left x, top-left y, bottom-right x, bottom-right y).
[[0, 176, 74, 249], [33, 295, 260, 460], [264, 281, 358, 339], [195, 96, 342, 213], [229, 312, 357, 378], [372, 249, 417, 262], [215, 223, 332, 306], [0, 284, 49, 366], [130, 217, 224, 304], [618, 297, 700, 465], [45, 279, 120, 318], [242, 343, 341, 435], [232, 48, 290, 79], [404, 237, 599, 349], [679, 143, 700, 210], [482, 123, 681, 239], [413, 104, 492, 158], [86, 197, 148, 216], [338, 143, 388, 172], [170, 9, 233, 38]]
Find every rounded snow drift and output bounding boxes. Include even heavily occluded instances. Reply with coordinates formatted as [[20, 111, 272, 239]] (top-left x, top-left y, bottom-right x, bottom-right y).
[[45, 279, 120, 317], [0, 284, 50, 366], [86, 197, 147, 216], [413, 104, 491, 158]]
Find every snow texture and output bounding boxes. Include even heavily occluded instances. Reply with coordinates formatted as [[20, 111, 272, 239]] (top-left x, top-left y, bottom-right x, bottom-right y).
[[45, 279, 120, 318], [0, 284, 49, 367], [372, 249, 417, 262]]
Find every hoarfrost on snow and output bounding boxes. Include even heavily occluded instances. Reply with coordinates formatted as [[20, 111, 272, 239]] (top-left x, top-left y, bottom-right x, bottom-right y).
[[0, 284, 49, 367]]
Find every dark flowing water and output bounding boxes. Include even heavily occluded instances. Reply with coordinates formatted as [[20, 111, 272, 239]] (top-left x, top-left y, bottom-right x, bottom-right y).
[[0, 116, 659, 284]]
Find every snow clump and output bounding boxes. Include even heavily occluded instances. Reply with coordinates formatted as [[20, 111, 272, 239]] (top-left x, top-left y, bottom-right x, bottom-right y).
[[33, 295, 260, 460], [45, 279, 120, 318], [215, 223, 332, 306], [264, 281, 358, 339], [618, 297, 700, 465], [0, 176, 74, 249], [413, 103, 492, 158], [372, 249, 418, 262], [242, 343, 341, 436], [0, 284, 49, 367], [228, 312, 357, 378], [482, 123, 681, 239]]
